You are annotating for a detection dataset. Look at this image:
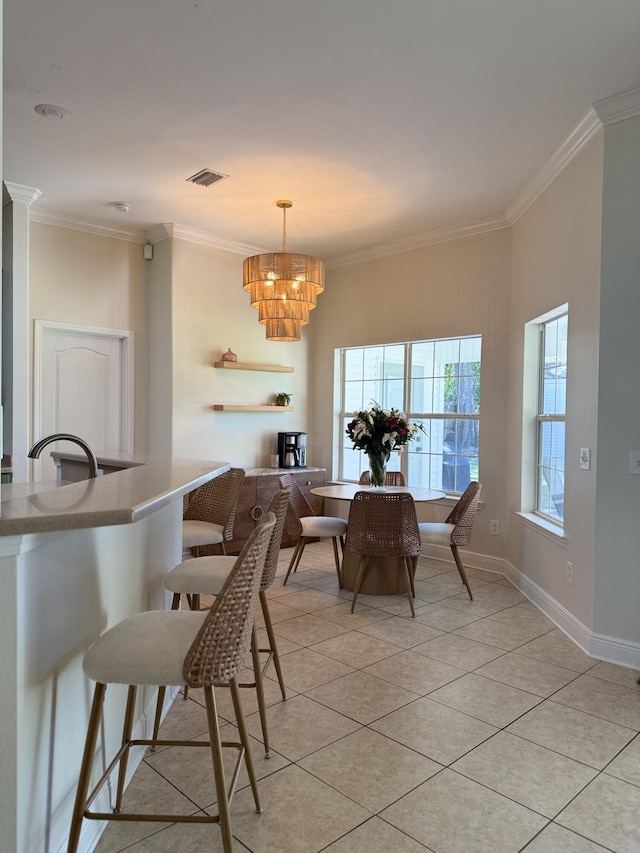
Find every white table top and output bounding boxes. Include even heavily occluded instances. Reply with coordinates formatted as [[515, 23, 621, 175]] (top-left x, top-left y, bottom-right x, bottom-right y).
[[311, 483, 445, 502]]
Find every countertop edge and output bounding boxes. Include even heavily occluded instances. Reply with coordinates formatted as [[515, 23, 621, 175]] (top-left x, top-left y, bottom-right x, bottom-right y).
[[0, 456, 230, 536]]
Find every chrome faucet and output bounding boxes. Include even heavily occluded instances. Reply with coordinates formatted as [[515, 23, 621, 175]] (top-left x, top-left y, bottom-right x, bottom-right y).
[[28, 433, 100, 479]]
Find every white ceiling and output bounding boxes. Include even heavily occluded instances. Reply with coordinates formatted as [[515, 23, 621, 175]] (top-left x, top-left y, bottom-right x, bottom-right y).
[[4, 1, 640, 264]]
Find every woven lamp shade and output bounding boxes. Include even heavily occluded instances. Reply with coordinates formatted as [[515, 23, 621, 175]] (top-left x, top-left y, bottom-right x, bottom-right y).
[[243, 253, 324, 296], [243, 202, 325, 341]]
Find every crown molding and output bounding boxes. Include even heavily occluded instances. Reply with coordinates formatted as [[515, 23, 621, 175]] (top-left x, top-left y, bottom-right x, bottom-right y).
[[593, 86, 640, 125], [324, 214, 510, 269], [505, 107, 603, 225], [29, 206, 147, 243], [170, 223, 264, 255], [3, 182, 42, 206]]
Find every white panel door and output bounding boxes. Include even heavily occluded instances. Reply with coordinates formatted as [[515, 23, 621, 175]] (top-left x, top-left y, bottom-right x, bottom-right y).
[[34, 321, 133, 480]]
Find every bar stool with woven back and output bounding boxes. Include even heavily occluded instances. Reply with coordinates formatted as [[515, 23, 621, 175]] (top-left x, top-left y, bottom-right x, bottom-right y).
[[154, 487, 291, 758], [346, 490, 421, 617], [279, 472, 346, 587], [182, 467, 245, 557], [67, 512, 276, 853]]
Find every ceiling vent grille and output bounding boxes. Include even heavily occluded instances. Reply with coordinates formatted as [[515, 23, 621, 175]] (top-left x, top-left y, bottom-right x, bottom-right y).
[[186, 169, 229, 187]]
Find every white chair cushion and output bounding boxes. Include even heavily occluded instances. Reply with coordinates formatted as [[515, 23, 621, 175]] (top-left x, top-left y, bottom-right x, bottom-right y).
[[165, 555, 236, 595], [418, 522, 455, 546], [83, 610, 207, 686], [182, 520, 225, 548], [300, 516, 348, 538]]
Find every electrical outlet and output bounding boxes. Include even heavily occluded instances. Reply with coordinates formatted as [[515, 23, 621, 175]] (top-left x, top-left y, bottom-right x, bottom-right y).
[[490, 519, 500, 535], [567, 561, 573, 584], [630, 451, 640, 475]]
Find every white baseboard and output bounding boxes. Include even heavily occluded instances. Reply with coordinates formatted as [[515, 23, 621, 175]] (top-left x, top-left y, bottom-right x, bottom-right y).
[[421, 544, 640, 672]]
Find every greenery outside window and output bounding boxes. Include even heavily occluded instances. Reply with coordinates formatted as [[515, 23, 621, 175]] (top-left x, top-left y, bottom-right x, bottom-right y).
[[339, 336, 481, 492]]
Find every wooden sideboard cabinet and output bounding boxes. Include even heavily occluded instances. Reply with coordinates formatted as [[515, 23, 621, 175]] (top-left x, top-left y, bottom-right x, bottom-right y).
[[222, 467, 326, 555]]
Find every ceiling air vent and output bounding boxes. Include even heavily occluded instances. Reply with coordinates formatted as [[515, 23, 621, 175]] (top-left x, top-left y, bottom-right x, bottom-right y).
[[186, 169, 229, 187]]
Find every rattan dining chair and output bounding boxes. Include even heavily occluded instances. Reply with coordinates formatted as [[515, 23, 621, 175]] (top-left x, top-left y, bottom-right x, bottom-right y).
[[67, 513, 275, 853], [279, 472, 346, 587], [155, 487, 291, 758], [358, 470, 406, 486], [346, 490, 421, 617], [418, 480, 481, 600], [182, 467, 245, 556]]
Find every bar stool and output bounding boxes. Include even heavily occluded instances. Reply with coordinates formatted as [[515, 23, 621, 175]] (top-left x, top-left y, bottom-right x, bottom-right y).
[[67, 513, 276, 853], [156, 487, 291, 758], [182, 467, 245, 556], [346, 490, 421, 617]]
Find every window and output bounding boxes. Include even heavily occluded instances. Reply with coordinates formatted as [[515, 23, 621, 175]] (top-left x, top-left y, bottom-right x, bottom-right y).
[[536, 312, 567, 524], [339, 336, 481, 492]]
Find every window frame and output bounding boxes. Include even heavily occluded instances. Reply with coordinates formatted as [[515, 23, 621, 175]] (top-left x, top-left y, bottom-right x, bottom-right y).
[[534, 310, 568, 525], [337, 335, 481, 493]]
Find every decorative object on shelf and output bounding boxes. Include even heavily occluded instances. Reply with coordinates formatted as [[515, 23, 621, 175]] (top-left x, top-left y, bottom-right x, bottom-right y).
[[346, 402, 424, 489], [274, 392, 292, 407], [243, 200, 325, 343], [221, 347, 237, 362]]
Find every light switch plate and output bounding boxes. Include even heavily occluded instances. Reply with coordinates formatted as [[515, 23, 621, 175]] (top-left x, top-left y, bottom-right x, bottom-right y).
[[580, 448, 591, 470], [630, 451, 640, 475]]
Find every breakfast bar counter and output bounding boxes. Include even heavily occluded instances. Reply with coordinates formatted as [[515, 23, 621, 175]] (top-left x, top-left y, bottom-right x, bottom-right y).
[[0, 454, 229, 853]]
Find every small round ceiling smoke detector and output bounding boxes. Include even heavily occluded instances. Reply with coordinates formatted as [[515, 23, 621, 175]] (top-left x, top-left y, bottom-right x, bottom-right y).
[[112, 202, 131, 213], [34, 103, 70, 120]]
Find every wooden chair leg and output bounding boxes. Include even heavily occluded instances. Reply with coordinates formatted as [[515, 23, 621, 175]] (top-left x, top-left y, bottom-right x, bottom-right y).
[[67, 683, 107, 853], [351, 557, 366, 613], [114, 685, 137, 812], [260, 590, 287, 700], [283, 538, 305, 585], [451, 544, 473, 600], [228, 678, 262, 814], [402, 558, 416, 617], [331, 537, 343, 588], [250, 625, 271, 758], [203, 686, 234, 852]]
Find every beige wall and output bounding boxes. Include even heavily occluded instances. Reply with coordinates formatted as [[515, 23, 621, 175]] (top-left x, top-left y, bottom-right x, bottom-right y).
[[507, 132, 604, 631], [165, 236, 311, 468], [310, 228, 513, 555], [29, 222, 150, 451], [594, 115, 640, 643]]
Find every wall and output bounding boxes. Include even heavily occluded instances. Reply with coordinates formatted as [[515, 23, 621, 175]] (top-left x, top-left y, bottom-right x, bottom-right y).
[[594, 115, 640, 646], [168, 236, 311, 468], [507, 132, 604, 633], [29, 222, 150, 452], [310, 228, 513, 556]]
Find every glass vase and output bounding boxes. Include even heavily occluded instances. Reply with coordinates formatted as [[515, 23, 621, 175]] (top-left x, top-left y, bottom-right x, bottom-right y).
[[367, 450, 390, 489]]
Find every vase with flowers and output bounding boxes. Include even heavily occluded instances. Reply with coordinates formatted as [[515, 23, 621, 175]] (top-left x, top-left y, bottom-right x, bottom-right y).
[[345, 402, 424, 488]]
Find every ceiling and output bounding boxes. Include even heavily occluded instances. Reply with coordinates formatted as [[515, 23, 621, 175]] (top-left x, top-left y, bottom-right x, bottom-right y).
[[4, 1, 640, 265]]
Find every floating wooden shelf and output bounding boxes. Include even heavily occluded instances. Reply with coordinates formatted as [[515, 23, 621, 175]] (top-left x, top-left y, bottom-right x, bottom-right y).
[[213, 361, 294, 373], [212, 405, 294, 412]]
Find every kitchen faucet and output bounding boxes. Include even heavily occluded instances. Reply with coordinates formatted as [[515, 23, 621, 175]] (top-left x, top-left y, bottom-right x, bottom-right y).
[[28, 433, 100, 479]]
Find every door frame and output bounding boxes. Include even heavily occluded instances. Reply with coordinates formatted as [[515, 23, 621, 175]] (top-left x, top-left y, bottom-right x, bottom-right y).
[[33, 320, 134, 469]]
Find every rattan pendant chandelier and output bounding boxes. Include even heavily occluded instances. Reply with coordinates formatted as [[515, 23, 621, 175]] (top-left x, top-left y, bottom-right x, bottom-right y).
[[243, 200, 325, 342]]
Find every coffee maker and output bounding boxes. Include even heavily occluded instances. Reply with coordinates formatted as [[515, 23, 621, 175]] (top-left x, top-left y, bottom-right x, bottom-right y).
[[277, 432, 307, 468]]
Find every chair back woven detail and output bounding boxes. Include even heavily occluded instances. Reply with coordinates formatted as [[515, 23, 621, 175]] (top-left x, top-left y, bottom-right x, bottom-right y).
[[182, 512, 275, 688], [346, 491, 421, 558], [183, 468, 245, 542], [358, 470, 406, 486], [279, 472, 314, 532], [446, 481, 481, 546], [260, 487, 291, 591]]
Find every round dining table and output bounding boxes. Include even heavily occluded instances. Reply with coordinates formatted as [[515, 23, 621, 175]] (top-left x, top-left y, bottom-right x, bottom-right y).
[[310, 483, 445, 596]]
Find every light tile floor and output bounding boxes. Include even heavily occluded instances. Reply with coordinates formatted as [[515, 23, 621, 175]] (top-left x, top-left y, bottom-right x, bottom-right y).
[[95, 542, 640, 852]]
